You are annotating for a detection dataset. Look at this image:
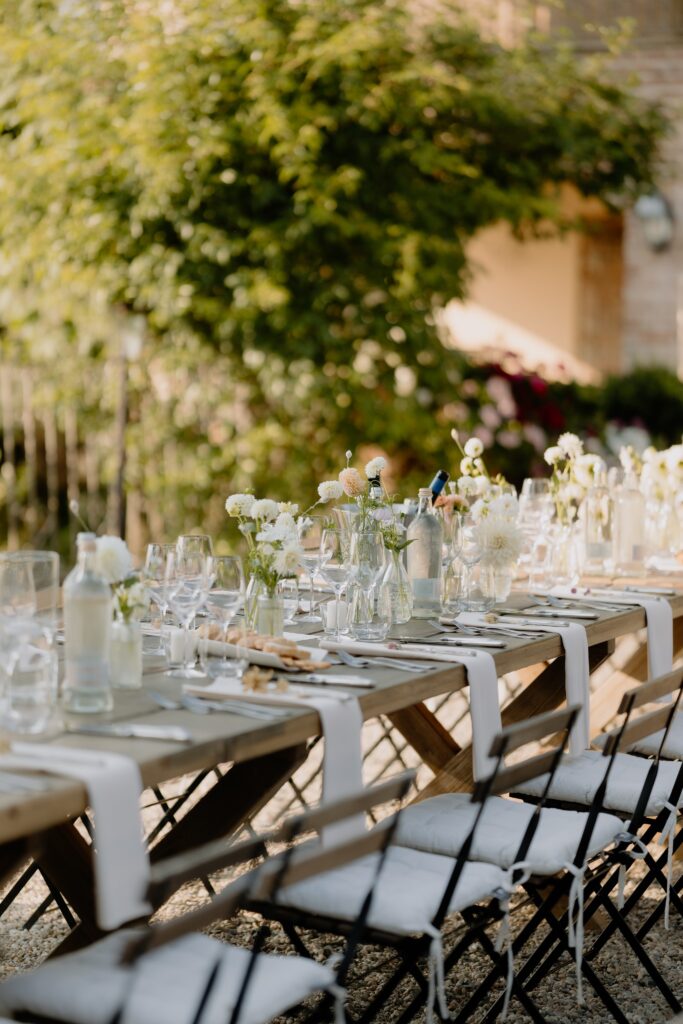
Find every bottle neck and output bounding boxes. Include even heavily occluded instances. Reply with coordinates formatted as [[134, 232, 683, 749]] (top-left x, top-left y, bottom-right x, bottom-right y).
[[417, 492, 433, 515], [77, 546, 98, 574]]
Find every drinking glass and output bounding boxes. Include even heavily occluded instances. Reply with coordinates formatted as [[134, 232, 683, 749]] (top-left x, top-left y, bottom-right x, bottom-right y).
[[0, 556, 37, 619], [3, 552, 59, 635], [459, 516, 494, 612], [143, 543, 175, 653], [1, 618, 58, 735], [297, 515, 330, 623], [177, 534, 214, 559], [278, 578, 300, 625], [165, 549, 215, 678], [203, 556, 245, 678], [348, 530, 387, 640], [319, 529, 351, 642]]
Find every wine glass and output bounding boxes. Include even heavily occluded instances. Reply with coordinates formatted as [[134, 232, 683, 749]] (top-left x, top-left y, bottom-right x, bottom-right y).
[[203, 556, 245, 678], [348, 530, 386, 640], [319, 529, 351, 642], [5, 552, 59, 635], [143, 543, 175, 653], [297, 515, 330, 623], [177, 534, 214, 559], [0, 556, 37, 619], [165, 549, 214, 678], [459, 515, 493, 612]]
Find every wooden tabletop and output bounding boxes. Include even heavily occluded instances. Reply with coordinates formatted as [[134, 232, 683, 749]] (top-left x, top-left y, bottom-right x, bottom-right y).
[[2, 579, 683, 846]]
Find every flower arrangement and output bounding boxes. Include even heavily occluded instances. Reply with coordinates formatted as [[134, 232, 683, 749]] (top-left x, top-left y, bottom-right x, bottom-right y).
[[112, 577, 150, 623], [335, 450, 390, 531], [450, 429, 509, 500], [543, 433, 604, 525], [470, 493, 524, 569], [225, 496, 304, 597]]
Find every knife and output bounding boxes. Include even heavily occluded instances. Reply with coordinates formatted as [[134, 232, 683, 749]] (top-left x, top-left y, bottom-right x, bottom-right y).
[[288, 674, 375, 689], [621, 585, 677, 596], [396, 636, 506, 649], [66, 722, 193, 743]]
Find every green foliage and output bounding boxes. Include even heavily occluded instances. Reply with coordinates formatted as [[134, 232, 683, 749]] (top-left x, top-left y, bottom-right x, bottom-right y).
[[0, 0, 669, 554]]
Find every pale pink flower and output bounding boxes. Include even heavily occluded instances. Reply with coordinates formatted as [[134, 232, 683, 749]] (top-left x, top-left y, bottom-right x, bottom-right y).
[[339, 468, 367, 498]]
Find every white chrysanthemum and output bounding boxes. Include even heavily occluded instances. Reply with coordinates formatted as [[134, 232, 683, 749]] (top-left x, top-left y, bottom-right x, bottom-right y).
[[557, 432, 584, 459], [457, 476, 478, 496], [94, 535, 133, 584], [464, 437, 484, 458], [473, 476, 490, 496], [460, 456, 474, 476], [475, 517, 524, 568], [544, 446, 563, 466], [275, 511, 297, 534], [277, 501, 299, 515], [318, 480, 344, 502], [225, 493, 255, 517], [274, 542, 302, 576], [256, 523, 292, 544], [666, 444, 683, 477], [250, 498, 279, 522], [364, 456, 387, 479]]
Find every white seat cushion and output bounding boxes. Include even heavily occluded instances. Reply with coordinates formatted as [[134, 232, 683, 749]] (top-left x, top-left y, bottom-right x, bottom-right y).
[[630, 711, 683, 760], [0, 930, 335, 1024], [277, 845, 505, 936], [515, 749, 682, 816], [394, 795, 624, 874]]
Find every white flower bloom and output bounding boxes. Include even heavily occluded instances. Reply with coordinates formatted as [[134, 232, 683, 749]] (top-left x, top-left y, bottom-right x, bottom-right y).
[[489, 493, 518, 520], [450, 428, 460, 444], [460, 456, 474, 476], [666, 445, 683, 477], [274, 542, 302, 576], [250, 498, 279, 522], [318, 480, 344, 502], [277, 501, 299, 516], [475, 516, 524, 569], [457, 476, 478, 496], [464, 437, 484, 458], [557, 432, 584, 459], [473, 457, 486, 475], [473, 476, 490, 496], [274, 512, 297, 536], [256, 523, 291, 544], [470, 498, 489, 522], [544, 446, 563, 466], [574, 454, 605, 489], [259, 543, 275, 557], [225, 493, 255, 517], [94, 535, 133, 584], [365, 456, 387, 479]]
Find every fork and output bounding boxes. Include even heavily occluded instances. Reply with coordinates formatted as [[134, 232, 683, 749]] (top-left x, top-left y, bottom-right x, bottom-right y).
[[335, 649, 425, 673], [148, 690, 289, 721]]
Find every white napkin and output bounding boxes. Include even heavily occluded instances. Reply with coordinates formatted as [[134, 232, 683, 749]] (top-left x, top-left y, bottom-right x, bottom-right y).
[[319, 639, 502, 781], [320, 637, 472, 666], [0, 743, 149, 930], [459, 614, 590, 755], [646, 556, 683, 574], [185, 677, 364, 847], [550, 586, 673, 679]]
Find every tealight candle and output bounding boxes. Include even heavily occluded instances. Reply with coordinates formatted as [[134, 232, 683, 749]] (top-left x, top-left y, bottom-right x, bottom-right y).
[[325, 599, 348, 632]]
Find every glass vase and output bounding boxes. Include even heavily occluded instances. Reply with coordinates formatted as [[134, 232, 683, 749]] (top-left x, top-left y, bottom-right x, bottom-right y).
[[383, 550, 413, 624], [460, 562, 496, 612], [549, 522, 582, 586], [490, 565, 515, 602], [110, 619, 143, 690], [256, 593, 285, 637], [244, 576, 263, 632]]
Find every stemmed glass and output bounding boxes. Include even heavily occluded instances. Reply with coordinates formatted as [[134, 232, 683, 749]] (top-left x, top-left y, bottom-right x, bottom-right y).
[[143, 543, 175, 653], [203, 556, 245, 678], [4, 552, 59, 635], [348, 530, 386, 640], [165, 549, 215, 678], [297, 515, 329, 623], [177, 534, 214, 559], [459, 515, 493, 612], [319, 529, 351, 641]]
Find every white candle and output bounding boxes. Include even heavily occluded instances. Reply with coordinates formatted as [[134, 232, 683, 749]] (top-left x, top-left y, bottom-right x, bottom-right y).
[[326, 600, 348, 632]]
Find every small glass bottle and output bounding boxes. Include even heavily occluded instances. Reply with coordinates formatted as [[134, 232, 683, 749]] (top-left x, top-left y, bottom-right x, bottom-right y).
[[63, 533, 113, 714], [406, 488, 443, 618], [584, 468, 613, 575], [613, 472, 646, 577]]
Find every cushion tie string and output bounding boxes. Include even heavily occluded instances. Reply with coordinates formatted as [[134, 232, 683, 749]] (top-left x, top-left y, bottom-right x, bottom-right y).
[[323, 954, 347, 1024], [659, 802, 678, 930], [495, 862, 532, 1021], [423, 925, 448, 1024], [563, 863, 586, 1006], [613, 831, 649, 910]]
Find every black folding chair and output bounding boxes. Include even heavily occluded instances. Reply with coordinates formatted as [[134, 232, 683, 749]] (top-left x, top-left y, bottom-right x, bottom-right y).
[[248, 707, 582, 1024], [0, 774, 413, 1024]]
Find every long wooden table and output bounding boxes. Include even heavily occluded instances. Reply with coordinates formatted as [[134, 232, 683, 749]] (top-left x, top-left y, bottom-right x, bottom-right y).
[[2, 581, 683, 952]]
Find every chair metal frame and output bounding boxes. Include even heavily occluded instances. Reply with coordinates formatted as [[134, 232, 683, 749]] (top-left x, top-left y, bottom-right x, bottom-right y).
[[248, 706, 581, 1024]]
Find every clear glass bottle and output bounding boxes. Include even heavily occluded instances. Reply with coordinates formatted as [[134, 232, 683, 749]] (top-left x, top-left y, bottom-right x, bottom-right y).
[[612, 472, 646, 577], [584, 468, 613, 575], [406, 488, 443, 618], [63, 532, 113, 713]]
